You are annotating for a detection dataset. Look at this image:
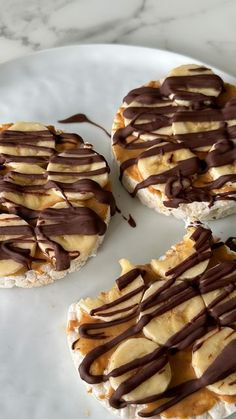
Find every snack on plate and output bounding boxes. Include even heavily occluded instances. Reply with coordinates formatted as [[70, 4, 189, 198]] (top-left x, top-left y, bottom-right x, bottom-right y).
[[112, 64, 236, 221], [0, 122, 115, 288], [68, 224, 236, 418]]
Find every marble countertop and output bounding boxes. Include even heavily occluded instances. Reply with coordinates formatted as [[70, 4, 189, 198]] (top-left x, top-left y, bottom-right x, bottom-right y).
[[1, 0, 236, 75]]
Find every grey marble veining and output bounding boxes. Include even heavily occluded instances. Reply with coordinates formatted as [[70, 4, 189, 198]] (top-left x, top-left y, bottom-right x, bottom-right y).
[[0, 0, 236, 75]]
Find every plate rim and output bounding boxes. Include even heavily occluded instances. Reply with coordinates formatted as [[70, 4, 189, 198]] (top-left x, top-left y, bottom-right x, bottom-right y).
[[0, 42, 235, 83]]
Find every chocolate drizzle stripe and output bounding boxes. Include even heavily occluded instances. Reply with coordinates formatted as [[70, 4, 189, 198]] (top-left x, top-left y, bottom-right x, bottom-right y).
[[116, 268, 144, 290], [90, 285, 145, 316], [48, 167, 109, 177]]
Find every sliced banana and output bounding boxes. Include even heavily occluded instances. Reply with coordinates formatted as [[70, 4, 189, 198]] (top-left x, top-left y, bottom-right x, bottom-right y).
[[0, 213, 36, 275], [8, 122, 48, 132], [0, 182, 59, 210], [167, 64, 213, 78], [140, 280, 205, 346], [202, 287, 236, 326], [36, 201, 101, 266], [223, 100, 236, 142], [122, 82, 174, 137], [208, 143, 236, 187], [192, 327, 236, 395], [172, 113, 223, 152], [137, 144, 196, 194], [47, 147, 109, 200], [4, 163, 47, 186], [151, 227, 210, 280], [161, 64, 222, 106], [0, 122, 55, 156], [108, 337, 171, 401], [79, 259, 145, 321]]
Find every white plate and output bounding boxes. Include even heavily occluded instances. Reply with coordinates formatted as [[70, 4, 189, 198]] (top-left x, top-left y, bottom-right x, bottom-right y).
[[1, 44, 236, 419]]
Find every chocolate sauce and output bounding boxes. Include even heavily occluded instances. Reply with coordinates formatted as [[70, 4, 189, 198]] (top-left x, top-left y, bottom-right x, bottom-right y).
[[0, 127, 115, 271], [225, 237, 236, 252], [58, 113, 111, 138], [112, 67, 236, 208], [76, 226, 236, 416], [127, 214, 136, 228], [116, 205, 137, 228]]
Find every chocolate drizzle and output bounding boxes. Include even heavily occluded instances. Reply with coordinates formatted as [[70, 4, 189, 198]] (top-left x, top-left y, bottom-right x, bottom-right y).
[[58, 113, 111, 138], [112, 66, 236, 208], [0, 125, 115, 272], [225, 237, 236, 252], [75, 226, 236, 416]]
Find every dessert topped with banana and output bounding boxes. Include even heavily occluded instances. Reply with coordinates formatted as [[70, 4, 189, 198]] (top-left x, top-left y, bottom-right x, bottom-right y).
[[0, 122, 115, 288], [67, 224, 236, 418], [112, 64, 236, 221]]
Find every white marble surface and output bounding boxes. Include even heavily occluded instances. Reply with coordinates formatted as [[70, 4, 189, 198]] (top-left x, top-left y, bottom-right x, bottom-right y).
[[1, 0, 236, 75]]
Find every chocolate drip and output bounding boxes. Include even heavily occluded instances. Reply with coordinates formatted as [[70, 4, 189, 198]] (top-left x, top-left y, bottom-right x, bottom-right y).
[[127, 214, 136, 228], [58, 113, 111, 138], [225, 237, 236, 252]]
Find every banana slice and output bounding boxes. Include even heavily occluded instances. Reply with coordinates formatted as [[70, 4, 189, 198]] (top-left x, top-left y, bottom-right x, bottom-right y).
[[0, 213, 36, 275], [36, 201, 105, 270], [137, 144, 196, 194], [123, 109, 174, 142], [161, 64, 223, 106], [79, 259, 145, 321], [3, 163, 47, 186], [151, 227, 211, 280], [140, 280, 205, 346], [47, 147, 109, 200], [0, 181, 59, 210], [202, 285, 236, 326], [8, 122, 47, 132], [108, 337, 171, 401], [223, 99, 236, 143], [192, 327, 236, 395], [172, 111, 223, 152], [0, 122, 55, 156], [208, 142, 236, 187]]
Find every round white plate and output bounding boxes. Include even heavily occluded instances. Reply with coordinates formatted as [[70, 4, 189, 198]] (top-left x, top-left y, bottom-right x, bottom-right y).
[[1, 44, 236, 419]]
